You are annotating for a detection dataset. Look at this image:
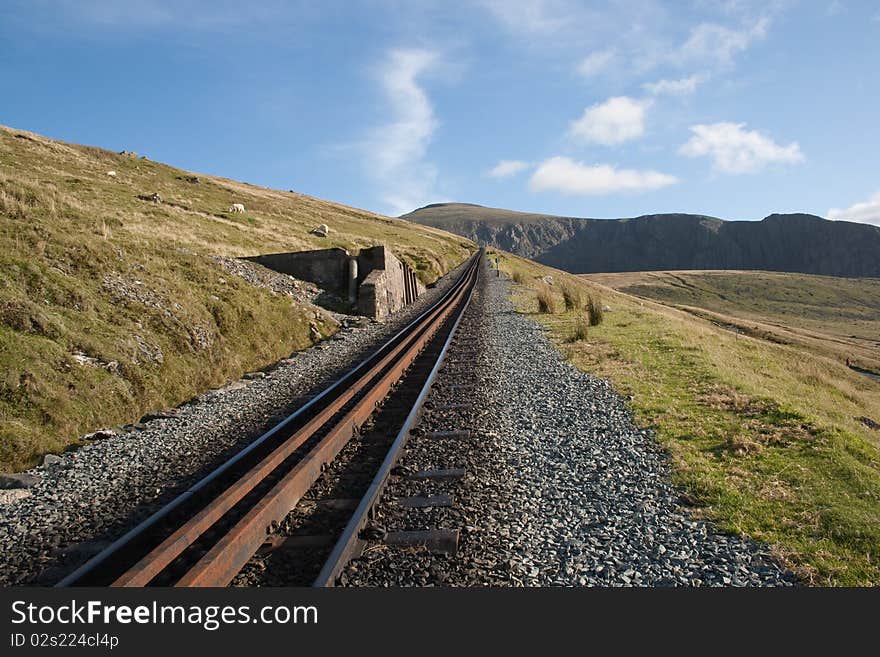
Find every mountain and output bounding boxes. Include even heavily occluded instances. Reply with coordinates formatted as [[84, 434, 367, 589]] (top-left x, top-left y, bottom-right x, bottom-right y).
[[403, 203, 880, 277]]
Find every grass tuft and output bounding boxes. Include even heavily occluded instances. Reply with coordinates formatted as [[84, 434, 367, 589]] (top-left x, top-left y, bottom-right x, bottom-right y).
[[536, 285, 556, 314], [586, 295, 604, 326], [561, 284, 581, 312]]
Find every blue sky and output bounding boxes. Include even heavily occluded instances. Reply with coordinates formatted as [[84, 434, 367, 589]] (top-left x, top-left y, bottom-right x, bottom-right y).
[[2, 1, 879, 224]]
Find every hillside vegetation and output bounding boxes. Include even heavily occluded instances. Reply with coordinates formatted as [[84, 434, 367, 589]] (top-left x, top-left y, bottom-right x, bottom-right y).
[[586, 270, 880, 375], [492, 250, 880, 585], [0, 126, 473, 471], [404, 202, 880, 277]]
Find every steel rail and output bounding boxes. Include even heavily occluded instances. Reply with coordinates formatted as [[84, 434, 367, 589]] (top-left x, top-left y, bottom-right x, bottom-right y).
[[314, 254, 481, 586], [57, 249, 480, 587], [115, 259, 476, 586], [175, 254, 481, 586]]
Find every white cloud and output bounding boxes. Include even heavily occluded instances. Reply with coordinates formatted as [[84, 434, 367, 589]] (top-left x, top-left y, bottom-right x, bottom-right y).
[[643, 74, 704, 96], [576, 49, 615, 77], [529, 156, 678, 195], [568, 96, 649, 146], [487, 159, 530, 178], [678, 17, 769, 66], [476, 0, 570, 36], [366, 48, 439, 215], [679, 122, 804, 174], [827, 192, 880, 226]]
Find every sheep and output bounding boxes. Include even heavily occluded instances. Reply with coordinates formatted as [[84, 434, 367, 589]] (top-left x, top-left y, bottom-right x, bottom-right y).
[[229, 203, 246, 213]]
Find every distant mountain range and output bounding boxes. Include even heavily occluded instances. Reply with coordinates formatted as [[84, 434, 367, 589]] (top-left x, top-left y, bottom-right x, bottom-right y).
[[402, 203, 880, 277]]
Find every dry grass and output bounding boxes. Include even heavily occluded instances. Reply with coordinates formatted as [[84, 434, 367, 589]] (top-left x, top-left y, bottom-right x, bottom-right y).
[[585, 295, 604, 326], [561, 284, 581, 312], [567, 314, 589, 342], [536, 285, 556, 314]]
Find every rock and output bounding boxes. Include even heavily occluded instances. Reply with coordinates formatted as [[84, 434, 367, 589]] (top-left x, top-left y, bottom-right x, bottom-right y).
[[541, 275, 554, 285], [119, 150, 138, 157], [121, 422, 149, 432], [41, 454, 62, 466], [138, 192, 162, 203], [242, 372, 266, 380], [81, 428, 117, 442], [0, 489, 30, 505], [0, 473, 39, 489], [310, 224, 330, 237], [139, 409, 179, 423], [106, 170, 117, 177]]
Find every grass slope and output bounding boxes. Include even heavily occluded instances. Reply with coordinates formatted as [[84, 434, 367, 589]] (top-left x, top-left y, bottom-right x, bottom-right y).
[[492, 251, 880, 585], [0, 126, 473, 471], [586, 270, 880, 374]]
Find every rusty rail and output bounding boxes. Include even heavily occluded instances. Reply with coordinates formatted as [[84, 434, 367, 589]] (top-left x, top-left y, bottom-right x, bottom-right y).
[[57, 249, 481, 587], [313, 251, 480, 586]]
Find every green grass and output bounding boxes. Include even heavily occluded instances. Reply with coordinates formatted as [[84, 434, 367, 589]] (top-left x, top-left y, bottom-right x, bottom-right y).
[[491, 249, 880, 585], [586, 270, 880, 373], [0, 126, 474, 471]]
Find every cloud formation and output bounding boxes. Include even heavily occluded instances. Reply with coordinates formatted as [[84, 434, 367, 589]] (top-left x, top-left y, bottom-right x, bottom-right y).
[[643, 74, 704, 96], [487, 159, 530, 178], [529, 156, 677, 195], [569, 96, 649, 146], [677, 18, 769, 66], [679, 122, 804, 174], [366, 48, 439, 214], [576, 50, 615, 77], [828, 192, 880, 226]]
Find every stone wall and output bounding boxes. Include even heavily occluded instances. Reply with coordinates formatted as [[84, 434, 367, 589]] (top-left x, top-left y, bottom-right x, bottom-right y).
[[246, 245, 425, 320], [244, 248, 351, 293], [354, 246, 425, 320]]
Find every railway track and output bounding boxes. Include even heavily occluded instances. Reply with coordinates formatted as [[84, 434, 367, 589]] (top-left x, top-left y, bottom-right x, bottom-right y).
[[57, 249, 482, 587]]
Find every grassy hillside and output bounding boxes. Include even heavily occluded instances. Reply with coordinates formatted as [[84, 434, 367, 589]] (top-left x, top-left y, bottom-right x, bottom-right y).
[[586, 270, 880, 375], [0, 126, 473, 471], [492, 251, 880, 585]]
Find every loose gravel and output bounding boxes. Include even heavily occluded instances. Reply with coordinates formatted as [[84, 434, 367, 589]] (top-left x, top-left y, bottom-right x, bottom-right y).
[[340, 267, 795, 587], [0, 259, 470, 586]]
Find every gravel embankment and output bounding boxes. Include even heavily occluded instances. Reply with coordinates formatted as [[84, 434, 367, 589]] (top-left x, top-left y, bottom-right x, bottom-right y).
[[0, 259, 470, 586], [340, 267, 795, 586]]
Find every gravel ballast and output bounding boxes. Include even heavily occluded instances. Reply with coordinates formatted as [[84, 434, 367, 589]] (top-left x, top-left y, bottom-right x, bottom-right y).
[[0, 259, 470, 586], [340, 267, 794, 586]]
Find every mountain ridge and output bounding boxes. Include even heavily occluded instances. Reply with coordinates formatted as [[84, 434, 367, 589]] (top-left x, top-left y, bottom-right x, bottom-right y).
[[403, 203, 880, 277]]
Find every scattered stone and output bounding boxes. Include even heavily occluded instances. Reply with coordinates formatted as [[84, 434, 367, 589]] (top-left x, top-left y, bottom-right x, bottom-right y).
[[857, 416, 880, 430], [0, 490, 30, 505], [139, 410, 179, 423], [0, 473, 39, 489], [137, 192, 162, 203], [41, 454, 62, 466], [337, 263, 794, 588], [242, 372, 266, 380], [81, 428, 117, 442], [119, 150, 138, 157]]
